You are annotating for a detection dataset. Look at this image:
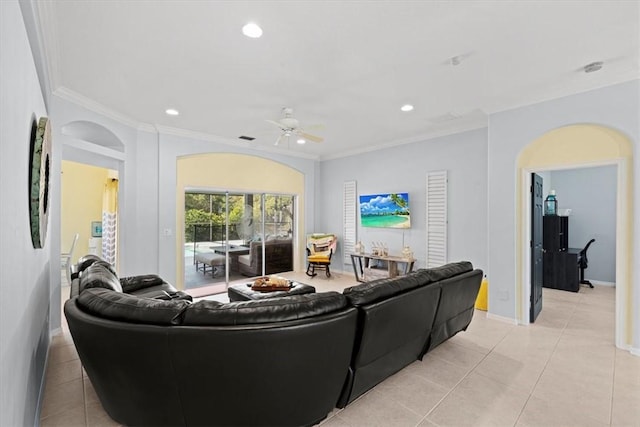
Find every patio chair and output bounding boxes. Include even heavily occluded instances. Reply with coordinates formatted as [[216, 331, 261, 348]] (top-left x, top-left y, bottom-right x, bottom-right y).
[[306, 233, 337, 278]]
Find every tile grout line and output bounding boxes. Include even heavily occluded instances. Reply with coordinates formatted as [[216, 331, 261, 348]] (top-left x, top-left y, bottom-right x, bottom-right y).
[[608, 349, 616, 426], [413, 322, 514, 427], [512, 295, 578, 426], [83, 368, 89, 427]]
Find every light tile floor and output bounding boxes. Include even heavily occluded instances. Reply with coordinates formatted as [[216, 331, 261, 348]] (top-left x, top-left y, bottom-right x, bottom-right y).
[[41, 274, 639, 427]]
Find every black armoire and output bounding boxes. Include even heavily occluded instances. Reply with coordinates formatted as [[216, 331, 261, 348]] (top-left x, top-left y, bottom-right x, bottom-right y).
[[542, 216, 580, 292]]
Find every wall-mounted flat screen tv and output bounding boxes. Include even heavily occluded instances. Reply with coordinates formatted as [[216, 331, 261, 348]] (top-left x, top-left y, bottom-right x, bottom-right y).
[[359, 192, 410, 229]]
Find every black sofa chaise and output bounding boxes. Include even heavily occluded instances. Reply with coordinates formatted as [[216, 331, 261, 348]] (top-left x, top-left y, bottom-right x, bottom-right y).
[[65, 255, 357, 427], [64, 256, 482, 426]]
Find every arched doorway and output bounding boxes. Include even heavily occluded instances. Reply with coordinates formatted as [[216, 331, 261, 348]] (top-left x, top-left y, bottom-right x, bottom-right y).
[[175, 153, 305, 291], [60, 120, 125, 270], [516, 124, 633, 349]]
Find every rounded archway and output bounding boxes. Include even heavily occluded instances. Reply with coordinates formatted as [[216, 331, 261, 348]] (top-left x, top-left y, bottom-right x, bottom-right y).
[[515, 124, 633, 349], [175, 153, 305, 289]]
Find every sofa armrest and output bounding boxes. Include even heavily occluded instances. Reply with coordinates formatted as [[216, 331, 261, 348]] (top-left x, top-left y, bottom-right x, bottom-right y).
[[120, 274, 165, 293]]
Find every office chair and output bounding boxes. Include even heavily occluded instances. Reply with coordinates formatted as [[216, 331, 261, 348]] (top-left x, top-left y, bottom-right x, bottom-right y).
[[578, 238, 596, 288]]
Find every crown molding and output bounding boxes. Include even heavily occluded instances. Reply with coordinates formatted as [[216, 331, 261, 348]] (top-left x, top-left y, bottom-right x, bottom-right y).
[[137, 123, 158, 133], [51, 89, 320, 161], [154, 125, 320, 161], [33, 0, 60, 98], [53, 87, 141, 129], [320, 119, 488, 161], [484, 74, 639, 115]]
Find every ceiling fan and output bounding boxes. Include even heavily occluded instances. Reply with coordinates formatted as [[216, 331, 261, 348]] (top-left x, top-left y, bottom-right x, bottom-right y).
[[266, 107, 324, 146]]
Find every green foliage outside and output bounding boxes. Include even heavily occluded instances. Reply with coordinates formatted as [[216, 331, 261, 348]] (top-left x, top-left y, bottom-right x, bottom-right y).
[[184, 193, 294, 243]]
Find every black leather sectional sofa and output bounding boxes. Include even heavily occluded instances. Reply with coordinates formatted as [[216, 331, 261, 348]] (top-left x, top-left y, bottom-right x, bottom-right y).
[[64, 255, 482, 426]]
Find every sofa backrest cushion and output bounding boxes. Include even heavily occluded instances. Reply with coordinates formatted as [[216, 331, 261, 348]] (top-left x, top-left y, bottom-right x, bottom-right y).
[[76, 254, 110, 274], [433, 269, 483, 325], [77, 288, 191, 325], [414, 261, 473, 283], [352, 282, 441, 367], [343, 274, 426, 306], [183, 292, 347, 326], [79, 262, 123, 293]]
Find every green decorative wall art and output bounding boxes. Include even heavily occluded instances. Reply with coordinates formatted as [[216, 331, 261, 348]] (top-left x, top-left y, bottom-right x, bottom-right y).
[[29, 116, 51, 249]]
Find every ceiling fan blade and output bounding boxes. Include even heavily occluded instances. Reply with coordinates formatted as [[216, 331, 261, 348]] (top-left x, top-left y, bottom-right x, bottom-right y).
[[299, 132, 324, 143], [303, 123, 325, 131], [265, 119, 286, 130], [274, 133, 283, 146]]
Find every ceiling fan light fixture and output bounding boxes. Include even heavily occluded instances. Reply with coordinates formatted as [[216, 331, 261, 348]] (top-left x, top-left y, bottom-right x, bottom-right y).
[[296, 138, 306, 144], [165, 108, 179, 116], [401, 104, 414, 112], [242, 22, 263, 38]]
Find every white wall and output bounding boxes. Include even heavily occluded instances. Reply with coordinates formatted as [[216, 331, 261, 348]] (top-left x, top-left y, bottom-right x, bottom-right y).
[[550, 166, 617, 283], [487, 80, 639, 341], [319, 128, 488, 274], [0, 2, 51, 425]]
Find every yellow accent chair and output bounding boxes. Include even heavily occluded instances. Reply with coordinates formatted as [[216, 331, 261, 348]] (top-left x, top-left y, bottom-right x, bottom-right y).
[[306, 234, 337, 278]]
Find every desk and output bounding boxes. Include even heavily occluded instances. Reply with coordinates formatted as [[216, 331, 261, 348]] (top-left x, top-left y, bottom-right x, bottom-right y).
[[543, 247, 580, 292], [350, 253, 416, 282]]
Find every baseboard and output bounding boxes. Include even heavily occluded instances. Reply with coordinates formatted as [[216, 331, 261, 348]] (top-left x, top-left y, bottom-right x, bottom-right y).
[[486, 312, 518, 325], [630, 347, 640, 357], [587, 280, 615, 287]]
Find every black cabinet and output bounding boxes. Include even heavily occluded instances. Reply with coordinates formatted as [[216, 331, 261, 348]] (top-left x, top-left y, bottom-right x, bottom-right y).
[[543, 215, 568, 251], [543, 216, 579, 292]]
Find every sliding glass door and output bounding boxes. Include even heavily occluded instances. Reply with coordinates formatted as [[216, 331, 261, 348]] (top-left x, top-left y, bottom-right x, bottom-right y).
[[184, 191, 294, 291]]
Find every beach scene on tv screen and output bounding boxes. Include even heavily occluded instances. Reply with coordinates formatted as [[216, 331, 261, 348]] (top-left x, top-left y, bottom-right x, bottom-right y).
[[359, 193, 410, 229]]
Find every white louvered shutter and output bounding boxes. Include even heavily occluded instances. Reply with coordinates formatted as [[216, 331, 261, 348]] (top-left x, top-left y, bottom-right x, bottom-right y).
[[343, 180, 357, 264], [426, 171, 447, 267]]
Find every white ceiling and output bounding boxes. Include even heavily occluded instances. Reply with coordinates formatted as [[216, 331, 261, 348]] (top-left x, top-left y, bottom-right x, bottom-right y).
[[37, 1, 639, 160]]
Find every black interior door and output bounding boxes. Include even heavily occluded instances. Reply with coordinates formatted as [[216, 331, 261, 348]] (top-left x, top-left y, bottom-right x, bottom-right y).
[[530, 173, 544, 322]]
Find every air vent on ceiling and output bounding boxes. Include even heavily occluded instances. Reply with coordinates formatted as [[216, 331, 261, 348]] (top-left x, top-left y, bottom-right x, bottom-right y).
[[238, 135, 255, 141]]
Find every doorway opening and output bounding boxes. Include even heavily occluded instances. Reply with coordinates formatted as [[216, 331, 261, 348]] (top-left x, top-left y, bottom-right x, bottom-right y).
[[527, 165, 618, 325], [517, 124, 632, 349]]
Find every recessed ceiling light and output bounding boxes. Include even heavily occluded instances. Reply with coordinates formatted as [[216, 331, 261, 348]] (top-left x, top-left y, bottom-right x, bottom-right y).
[[242, 22, 263, 38], [296, 138, 306, 144], [165, 108, 179, 116], [400, 104, 414, 112], [584, 61, 604, 73]]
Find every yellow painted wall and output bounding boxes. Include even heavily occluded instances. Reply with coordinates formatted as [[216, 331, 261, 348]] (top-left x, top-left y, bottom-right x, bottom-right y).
[[61, 161, 109, 264], [176, 153, 305, 289], [516, 124, 633, 345]]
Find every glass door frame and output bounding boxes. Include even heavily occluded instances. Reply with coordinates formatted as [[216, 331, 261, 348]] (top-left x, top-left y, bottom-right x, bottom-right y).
[[183, 189, 295, 290]]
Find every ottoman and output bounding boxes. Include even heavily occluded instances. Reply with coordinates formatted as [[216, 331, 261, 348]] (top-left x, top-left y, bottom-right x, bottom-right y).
[[228, 282, 316, 301]]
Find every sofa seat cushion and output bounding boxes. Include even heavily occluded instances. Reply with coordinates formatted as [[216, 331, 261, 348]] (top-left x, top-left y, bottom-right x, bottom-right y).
[[343, 274, 425, 306], [77, 288, 191, 325], [237, 254, 251, 266], [79, 262, 123, 293], [183, 292, 347, 326]]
